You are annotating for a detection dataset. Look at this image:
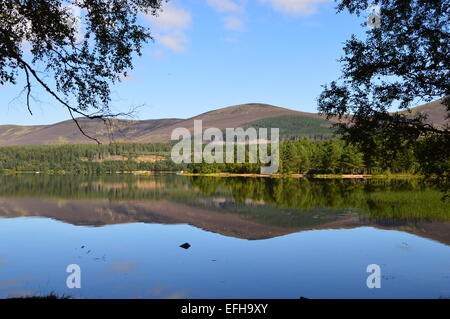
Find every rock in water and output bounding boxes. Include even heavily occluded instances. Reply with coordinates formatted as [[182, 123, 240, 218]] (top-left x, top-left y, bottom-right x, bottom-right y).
[[180, 243, 191, 249]]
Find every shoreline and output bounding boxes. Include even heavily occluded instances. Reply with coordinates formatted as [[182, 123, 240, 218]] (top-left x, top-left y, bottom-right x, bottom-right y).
[[179, 172, 422, 179], [0, 170, 424, 179]]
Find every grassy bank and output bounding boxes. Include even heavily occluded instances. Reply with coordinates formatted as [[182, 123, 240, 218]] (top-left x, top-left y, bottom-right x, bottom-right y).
[[181, 172, 422, 179], [0, 169, 425, 180]]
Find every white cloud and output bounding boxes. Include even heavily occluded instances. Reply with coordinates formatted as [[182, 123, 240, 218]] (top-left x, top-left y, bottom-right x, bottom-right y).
[[158, 32, 188, 52], [148, 3, 191, 30], [207, 0, 243, 13], [222, 36, 239, 43], [67, 5, 84, 42], [223, 16, 245, 31], [260, 0, 331, 16], [146, 3, 191, 53], [206, 0, 246, 32]]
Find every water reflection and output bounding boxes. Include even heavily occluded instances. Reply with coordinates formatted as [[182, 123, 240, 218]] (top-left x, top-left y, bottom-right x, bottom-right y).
[[0, 175, 449, 298], [0, 175, 448, 242]]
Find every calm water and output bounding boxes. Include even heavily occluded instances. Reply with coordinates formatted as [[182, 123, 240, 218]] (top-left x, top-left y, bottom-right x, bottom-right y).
[[0, 175, 449, 299]]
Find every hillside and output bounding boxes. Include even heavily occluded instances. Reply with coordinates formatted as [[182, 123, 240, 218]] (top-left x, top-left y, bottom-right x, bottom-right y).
[[132, 103, 341, 143], [0, 118, 182, 146], [0, 101, 446, 146], [0, 103, 335, 145], [399, 99, 448, 127], [245, 115, 337, 140]]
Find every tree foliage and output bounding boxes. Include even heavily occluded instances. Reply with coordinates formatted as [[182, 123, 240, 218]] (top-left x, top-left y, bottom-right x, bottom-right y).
[[0, 143, 183, 174], [0, 0, 164, 141], [318, 0, 449, 175], [189, 138, 424, 175]]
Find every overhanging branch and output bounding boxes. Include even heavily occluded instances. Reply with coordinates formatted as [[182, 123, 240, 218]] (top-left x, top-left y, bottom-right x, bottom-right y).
[[16, 56, 131, 144]]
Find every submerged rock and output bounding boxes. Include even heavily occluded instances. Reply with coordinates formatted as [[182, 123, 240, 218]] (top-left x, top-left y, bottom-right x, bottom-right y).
[[180, 243, 191, 249]]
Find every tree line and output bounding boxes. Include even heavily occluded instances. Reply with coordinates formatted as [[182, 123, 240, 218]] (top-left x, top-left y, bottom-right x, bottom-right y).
[[0, 143, 184, 174], [0, 135, 448, 179], [190, 136, 449, 177]]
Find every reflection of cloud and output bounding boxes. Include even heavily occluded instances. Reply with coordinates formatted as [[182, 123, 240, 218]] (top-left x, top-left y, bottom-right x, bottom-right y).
[[5, 290, 37, 298], [109, 261, 139, 273], [145, 283, 189, 299], [99, 261, 141, 284], [0, 276, 33, 290], [166, 291, 189, 299], [260, 0, 330, 16], [147, 283, 165, 296]]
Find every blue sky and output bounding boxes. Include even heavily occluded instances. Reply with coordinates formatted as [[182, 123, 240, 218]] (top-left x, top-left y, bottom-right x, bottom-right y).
[[0, 0, 369, 125]]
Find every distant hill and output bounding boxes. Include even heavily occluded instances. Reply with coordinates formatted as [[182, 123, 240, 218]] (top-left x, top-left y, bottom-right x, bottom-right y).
[[130, 103, 339, 143], [0, 118, 183, 146], [398, 99, 448, 127], [0, 101, 446, 146], [245, 115, 337, 140]]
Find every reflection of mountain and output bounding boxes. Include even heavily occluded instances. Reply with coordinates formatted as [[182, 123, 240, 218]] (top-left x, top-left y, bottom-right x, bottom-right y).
[[0, 175, 448, 244], [313, 217, 450, 248], [1, 197, 449, 246], [0, 198, 300, 240]]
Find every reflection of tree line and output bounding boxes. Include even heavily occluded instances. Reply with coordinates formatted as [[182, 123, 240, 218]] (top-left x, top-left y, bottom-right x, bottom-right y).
[[0, 175, 448, 222], [0, 175, 195, 201], [188, 177, 450, 221]]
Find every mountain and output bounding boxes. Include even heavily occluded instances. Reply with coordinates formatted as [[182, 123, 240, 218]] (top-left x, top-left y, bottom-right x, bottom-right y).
[[0, 118, 183, 146], [244, 115, 336, 140], [399, 99, 448, 127], [0, 101, 446, 146], [0, 103, 336, 145], [131, 103, 340, 143]]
